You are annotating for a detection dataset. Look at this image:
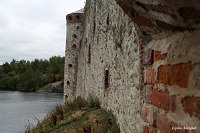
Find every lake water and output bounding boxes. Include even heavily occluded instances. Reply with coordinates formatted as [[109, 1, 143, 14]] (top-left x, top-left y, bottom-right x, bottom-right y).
[[0, 91, 63, 133]]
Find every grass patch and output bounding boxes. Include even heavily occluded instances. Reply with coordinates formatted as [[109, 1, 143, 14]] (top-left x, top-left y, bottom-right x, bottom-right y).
[[26, 96, 120, 133]]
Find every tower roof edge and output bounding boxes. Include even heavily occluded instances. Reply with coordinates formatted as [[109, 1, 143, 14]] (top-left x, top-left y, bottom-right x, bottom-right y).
[[67, 8, 84, 16]]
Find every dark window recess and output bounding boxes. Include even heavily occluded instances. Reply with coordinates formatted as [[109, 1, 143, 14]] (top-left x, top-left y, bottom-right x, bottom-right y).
[[76, 15, 80, 20], [67, 81, 70, 85], [104, 69, 109, 89], [72, 34, 77, 38], [77, 26, 80, 30], [93, 20, 96, 32], [68, 16, 72, 21], [88, 45, 91, 64], [72, 44, 77, 48], [65, 95, 68, 99], [68, 64, 72, 67], [106, 14, 109, 25]]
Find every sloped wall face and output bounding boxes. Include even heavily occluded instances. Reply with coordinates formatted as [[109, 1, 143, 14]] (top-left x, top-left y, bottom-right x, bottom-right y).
[[140, 31, 200, 133], [76, 0, 143, 132]]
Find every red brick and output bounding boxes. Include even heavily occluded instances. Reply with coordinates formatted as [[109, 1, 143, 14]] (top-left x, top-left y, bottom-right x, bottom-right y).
[[132, 16, 155, 27], [142, 87, 176, 112], [144, 4, 175, 15], [141, 108, 156, 125], [145, 69, 156, 84], [142, 126, 155, 133], [151, 89, 176, 112], [158, 63, 192, 88], [154, 51, 167, 62], [182, 96, 200, 117], [156, 115, 186, 133]]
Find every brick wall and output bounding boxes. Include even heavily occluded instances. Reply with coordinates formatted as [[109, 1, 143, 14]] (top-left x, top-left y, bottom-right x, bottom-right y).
[[140, 31, 200, 133]]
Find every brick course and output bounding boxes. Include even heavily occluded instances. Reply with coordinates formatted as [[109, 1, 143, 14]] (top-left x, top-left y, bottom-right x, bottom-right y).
[[158, 63, 192, 88], [142, 87, 176, 112]]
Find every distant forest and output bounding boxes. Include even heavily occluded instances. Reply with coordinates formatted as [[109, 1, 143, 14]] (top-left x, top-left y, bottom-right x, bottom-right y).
[[0, 56, 64, 91]]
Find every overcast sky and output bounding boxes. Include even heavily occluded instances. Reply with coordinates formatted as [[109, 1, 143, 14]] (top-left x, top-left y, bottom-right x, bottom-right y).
[[0, 0, 85, 65]]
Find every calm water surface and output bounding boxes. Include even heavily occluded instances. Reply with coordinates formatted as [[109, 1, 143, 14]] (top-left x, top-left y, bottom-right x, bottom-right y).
[[0, 91, 63, 133]]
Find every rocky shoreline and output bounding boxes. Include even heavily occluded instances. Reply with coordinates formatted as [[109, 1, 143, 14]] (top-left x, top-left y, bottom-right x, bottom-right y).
[[37, 81, 63, 93]]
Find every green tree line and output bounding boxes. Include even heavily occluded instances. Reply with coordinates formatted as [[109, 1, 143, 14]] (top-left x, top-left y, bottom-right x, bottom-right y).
[[0, 56, 64, 91]]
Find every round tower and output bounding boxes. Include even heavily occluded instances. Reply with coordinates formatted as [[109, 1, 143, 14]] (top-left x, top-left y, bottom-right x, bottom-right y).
[[64, 9, 84, 102]]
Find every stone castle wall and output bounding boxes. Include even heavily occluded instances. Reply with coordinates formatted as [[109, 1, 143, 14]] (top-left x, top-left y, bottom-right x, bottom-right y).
[[65, 0, 200, 132], [76, 0, 143, 132]]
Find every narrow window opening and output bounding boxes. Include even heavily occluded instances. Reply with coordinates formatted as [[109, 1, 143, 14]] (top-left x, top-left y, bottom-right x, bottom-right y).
[[76, 15, 80, 20], [93, 20, 96, 32], [104, 68, 109, 89], [72, 34, 77, 38], [67, 81, 70, 85], [68, 64, 72, 67], [106, 14, 109, 25], [88, 45, 91, 64], [68, 16, 72, 21], [77, 26, 80, 30], [72, 44, 77, 48]]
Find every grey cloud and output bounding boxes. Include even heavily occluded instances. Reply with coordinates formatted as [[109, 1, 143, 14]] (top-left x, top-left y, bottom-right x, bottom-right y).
[[0, 0, 85, 65]]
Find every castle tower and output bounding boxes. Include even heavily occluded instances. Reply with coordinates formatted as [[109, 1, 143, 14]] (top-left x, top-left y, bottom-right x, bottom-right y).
[[64, 9, 84, 102]]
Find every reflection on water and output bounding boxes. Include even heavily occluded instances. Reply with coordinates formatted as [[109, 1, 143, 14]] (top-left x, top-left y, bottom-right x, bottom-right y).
[[0, 91, 63, 133]]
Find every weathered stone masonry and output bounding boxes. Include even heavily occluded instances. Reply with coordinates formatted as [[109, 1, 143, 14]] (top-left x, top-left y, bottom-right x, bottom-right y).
[[64, 9, 84, 101], [65, 0, 200, 133]]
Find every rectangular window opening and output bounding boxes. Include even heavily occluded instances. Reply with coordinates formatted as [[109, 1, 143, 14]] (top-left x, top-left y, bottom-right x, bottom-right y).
[[104, 69, 109, 90], [88, 45, 91, 64]]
